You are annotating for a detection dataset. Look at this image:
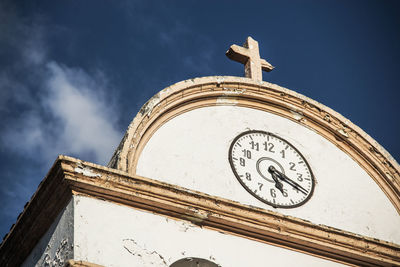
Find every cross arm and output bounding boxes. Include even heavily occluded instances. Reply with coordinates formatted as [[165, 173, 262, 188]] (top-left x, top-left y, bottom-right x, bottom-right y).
[[226, 44, 250, 65], [261, 58, 274, 72]]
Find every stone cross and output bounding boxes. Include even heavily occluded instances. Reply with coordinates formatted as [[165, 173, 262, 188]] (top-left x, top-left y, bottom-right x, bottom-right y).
[[226, 36, 274, 81]]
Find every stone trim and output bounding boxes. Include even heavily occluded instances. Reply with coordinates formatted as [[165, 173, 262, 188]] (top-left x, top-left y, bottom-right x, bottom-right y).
[[2, 156, 397, 266], [2, 156, 399, 266], [108, 76, 400, 215], [66, 260, 105, 267]]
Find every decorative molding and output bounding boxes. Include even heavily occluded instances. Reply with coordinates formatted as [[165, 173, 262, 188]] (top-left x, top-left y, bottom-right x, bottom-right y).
[[2, 156, 397, 266], [108, 76, 400, 215], [66, 260, 105, 267]]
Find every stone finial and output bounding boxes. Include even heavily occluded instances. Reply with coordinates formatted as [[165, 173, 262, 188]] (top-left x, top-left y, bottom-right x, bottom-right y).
[[226, 36, 274, 81]]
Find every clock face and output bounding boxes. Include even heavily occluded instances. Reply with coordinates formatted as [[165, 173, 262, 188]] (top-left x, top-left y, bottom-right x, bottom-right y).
[[229, 130, 315, 208]]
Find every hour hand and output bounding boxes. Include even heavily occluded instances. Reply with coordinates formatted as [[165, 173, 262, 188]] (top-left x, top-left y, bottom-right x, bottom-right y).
[[271, 172, 284, 194], [268, 167, 284, 194]]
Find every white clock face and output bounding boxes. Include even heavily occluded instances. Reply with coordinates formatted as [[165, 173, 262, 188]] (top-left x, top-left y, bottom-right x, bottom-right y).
[[229, 130, 315, 208]]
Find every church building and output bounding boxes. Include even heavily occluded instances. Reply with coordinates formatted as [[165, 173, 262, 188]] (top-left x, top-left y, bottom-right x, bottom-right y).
[[1, 37, 399, 266]]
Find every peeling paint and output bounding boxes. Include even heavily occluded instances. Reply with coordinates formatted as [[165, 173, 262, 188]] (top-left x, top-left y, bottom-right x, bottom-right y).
[[122, 239, 168, 266], [324, 114, 331, 122], [216, 77, 225, 84], [159, 86, 174, 98], [337, 128, 349, 138], [290, 110, 304, 121], [186, 207, 209, 224], [176, 220, 196, 232], [216, 97, 238, 105], [74, 163, 101, 178], [34, 238, 72, 267], [22, 200, 74, 267], [139, 94, 161, 117], [222, 87, 246, 95]]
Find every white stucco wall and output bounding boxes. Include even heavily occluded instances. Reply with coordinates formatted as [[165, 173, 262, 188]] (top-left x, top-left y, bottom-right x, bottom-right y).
[[136, 106, 400, 244], [73, 195, 344, 267], [22, 199, 74, 267]]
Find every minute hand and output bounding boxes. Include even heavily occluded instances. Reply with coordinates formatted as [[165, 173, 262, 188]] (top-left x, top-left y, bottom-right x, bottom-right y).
[[276, 170, 308, 195]]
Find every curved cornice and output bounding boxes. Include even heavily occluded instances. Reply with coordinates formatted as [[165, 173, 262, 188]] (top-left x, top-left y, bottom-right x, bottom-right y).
[[108, 76, 400, 213]]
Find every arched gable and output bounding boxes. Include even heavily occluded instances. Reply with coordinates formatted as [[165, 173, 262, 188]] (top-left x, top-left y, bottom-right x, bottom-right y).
[[109, 76, 400, 215]]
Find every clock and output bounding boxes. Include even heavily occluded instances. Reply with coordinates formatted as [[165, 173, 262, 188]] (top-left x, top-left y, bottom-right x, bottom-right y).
[[229, 130, 315, 208]]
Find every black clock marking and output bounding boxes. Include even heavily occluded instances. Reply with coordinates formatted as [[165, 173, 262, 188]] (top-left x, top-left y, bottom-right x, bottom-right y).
[[229, 130, 315, 208]]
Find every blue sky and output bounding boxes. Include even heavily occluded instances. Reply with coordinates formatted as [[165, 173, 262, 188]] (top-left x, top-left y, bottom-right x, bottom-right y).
[[1, 0, 399, 240]]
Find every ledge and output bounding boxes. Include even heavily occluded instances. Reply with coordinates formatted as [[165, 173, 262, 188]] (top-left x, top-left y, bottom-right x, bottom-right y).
[[1, 156, 399, 266], [66, 260, 104, 267]]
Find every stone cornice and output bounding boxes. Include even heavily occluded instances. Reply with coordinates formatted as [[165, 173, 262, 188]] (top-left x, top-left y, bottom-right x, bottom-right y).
[[66, 260, 104, 267], [1, 156, 398, 266], [108, 76, 400, 215]]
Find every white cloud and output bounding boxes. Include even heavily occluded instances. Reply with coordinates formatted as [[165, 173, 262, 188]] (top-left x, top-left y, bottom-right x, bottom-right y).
[[0, 1, 123, 239], [3, 61, 122, 165], [1, 18, 122, 166], [43, 62, 122, 164]]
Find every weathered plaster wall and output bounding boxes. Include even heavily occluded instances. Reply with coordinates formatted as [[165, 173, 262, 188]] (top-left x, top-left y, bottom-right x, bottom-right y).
[[136, 106, 400, 244], [73, 195, 344, 267], [22, 198, 74, 267]]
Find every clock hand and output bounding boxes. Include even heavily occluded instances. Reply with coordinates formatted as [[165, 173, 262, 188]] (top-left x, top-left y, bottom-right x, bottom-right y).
[[281, 175, 308, 195], [271, 172, 285, 194], [268, 166, 308, 195], [267, 166, 285, 195]]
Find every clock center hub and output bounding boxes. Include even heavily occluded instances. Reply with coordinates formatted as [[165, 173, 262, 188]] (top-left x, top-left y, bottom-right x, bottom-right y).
[[256, 157, 284, 183]]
